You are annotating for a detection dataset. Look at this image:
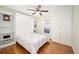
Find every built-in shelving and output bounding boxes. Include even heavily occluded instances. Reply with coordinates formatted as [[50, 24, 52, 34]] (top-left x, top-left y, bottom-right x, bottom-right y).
[[0, 12, 15, 49]]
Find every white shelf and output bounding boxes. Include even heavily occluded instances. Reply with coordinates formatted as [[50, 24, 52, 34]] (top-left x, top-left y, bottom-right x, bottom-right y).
[[0, 38, 14, 41], [0, 32, 14, 35], [0, 26, 14, 29]]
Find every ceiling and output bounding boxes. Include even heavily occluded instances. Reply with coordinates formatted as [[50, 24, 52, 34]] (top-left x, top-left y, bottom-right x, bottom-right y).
[[1, 5, 52, 16], [1, 5, 71, 17]]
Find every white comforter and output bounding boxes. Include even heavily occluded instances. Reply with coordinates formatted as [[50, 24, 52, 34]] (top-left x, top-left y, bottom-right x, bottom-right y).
[[16, 33, 48, 54]]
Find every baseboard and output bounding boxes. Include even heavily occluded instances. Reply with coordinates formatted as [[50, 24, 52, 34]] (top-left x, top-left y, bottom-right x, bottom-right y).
[[51, 39, 72, 48]]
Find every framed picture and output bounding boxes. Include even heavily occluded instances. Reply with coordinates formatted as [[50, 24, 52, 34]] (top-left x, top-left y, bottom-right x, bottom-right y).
[[3, 14, 10, 21]]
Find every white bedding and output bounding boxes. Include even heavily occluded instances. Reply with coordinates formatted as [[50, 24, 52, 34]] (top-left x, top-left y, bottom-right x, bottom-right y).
[[16, 33, 48, 54]]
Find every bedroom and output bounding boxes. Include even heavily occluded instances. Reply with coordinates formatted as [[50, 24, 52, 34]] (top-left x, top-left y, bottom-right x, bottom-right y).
[[0, 5, 79, 54]]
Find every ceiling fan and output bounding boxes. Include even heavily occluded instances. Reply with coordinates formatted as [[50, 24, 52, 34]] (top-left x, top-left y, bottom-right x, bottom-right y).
[[27, 5, 48, 16]]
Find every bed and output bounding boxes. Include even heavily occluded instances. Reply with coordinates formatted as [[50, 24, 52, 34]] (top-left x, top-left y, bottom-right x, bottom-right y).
[[16, 33, 49, 54]]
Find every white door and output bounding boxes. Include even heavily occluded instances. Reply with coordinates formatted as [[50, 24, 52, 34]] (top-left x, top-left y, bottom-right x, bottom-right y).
[[50, 6, 72, 46]]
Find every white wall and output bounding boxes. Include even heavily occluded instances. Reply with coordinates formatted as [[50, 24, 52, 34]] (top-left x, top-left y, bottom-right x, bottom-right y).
[[0, 7, 15, 34], [0, 6, 15, 15], [49, 6, 72, 46], [15, 12, 34, 37], [72, 6, 79, 53], [34, 6, 72, 46], [34, 16, 45, 34], [0, 5, 73, 47]]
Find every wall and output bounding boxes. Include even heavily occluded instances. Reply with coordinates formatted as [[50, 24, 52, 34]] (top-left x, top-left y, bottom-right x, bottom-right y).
[[0, 7, 15, 34], [34, 15, 51, 34], [72, 6, 79, 53], [0, 5, 73, 47], [34, 6, 72, 46], [0, 6, 15, 15]]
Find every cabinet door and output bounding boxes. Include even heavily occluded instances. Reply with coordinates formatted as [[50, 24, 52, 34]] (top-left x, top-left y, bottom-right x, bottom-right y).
[[1, 44, 15, 54]]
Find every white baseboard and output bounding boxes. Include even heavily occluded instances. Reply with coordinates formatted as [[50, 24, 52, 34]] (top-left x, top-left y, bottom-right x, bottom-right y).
[[51, 39, 71, 47]]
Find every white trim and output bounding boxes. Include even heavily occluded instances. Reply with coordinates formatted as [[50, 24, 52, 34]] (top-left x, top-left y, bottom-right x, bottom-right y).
[[51, 39, 71, 47], [0, 41, 16, 49]]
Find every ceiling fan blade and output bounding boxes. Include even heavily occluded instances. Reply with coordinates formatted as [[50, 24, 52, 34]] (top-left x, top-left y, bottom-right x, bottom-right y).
[[32, 11, 37, 15], [40, 10, 48, 12], [27, 9, 36, 11]]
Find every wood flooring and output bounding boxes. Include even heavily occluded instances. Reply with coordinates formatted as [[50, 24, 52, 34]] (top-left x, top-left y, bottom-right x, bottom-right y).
[[15, 41, 74, 54], [0, 44, 16, 54]]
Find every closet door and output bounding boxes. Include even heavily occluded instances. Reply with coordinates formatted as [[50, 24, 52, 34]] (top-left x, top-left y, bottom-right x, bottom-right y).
[[50, 6, 72, 46], [59, 6, 72, 46]]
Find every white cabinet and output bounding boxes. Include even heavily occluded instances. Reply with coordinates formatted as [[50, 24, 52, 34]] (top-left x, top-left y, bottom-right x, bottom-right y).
[[50, 6, 72, 46]]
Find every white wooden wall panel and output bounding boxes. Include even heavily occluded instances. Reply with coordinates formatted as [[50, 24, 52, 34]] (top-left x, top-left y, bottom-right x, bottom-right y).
[[50, 6, 72, 46], [15, 12, 34, 36]]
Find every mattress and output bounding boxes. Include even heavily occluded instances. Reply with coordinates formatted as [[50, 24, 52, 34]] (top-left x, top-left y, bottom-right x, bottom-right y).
[[16, 33, 48, 54]]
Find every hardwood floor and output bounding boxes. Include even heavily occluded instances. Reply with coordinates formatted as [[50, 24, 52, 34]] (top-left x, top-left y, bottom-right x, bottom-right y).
[[0, 44, 16, 54], [15, 41, 74, 54], [15, 43, 30, 54]]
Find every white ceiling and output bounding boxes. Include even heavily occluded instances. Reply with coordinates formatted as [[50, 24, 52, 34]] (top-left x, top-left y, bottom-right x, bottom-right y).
[[1, 5, 72, 17], [1, 5, 52, 16]]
